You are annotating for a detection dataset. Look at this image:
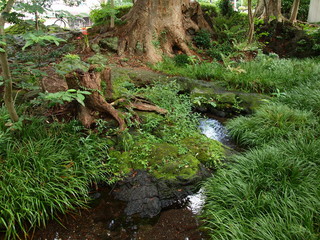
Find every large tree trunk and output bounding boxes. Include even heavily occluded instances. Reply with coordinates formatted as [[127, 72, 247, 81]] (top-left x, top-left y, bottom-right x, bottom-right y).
[[116, 0, 212, 63], [256, 0, 284, 21]]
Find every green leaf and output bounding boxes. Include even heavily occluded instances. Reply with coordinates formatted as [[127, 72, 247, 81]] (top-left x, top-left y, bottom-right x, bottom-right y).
[[22, 40, 34, 51], [0, 48, 5, 53], [67, 89, 77, 93]]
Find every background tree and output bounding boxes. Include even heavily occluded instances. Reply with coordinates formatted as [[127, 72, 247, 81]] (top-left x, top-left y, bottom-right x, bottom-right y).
[[116, 0, 212, 63], [0, 0, 19, 122], [247, 0, 254, 43], [289, 0, 300, 23], [255, 0, 284, 21]]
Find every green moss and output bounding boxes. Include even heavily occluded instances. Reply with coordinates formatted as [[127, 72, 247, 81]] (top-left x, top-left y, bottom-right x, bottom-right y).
[[108, 150, 132, 175], [149, 143, 179, 165], [182, 134, 225, 168], [110, 70, 135, 99], [152, 154, 200, 179], [100, 37, 119, 52]]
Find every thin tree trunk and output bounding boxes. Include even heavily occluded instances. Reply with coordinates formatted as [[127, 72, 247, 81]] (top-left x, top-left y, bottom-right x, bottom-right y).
[[35, 11, 39, 31], [289, 0, 300, 24], [110, 0, 115, 28], [0, 0, 19, 122], [248, 0, 254, 44]]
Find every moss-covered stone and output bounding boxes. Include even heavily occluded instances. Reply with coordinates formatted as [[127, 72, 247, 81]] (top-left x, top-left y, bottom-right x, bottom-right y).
[[149, 143, 179, 164], [237, 92, 269, 112], [190, 86, 269, 115], [181, 134, 225, 168], [110, 68, 135, 100]]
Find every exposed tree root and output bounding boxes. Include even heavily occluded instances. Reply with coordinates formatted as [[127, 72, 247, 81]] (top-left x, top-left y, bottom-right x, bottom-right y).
[[65, 67, 167, 130], [115, 0, 212, 63], [111, 97, 168, 115], [65, 67, 126, 130]]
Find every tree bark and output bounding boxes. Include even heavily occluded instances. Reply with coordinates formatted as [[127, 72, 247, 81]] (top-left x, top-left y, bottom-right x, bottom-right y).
[[0, 0, 19, 122], [116, 0, 212, 63], [247, 0, 255, 44], [289, 0, 300, 24], [256, 0, 284, 21], [110, 0, 115, 28]]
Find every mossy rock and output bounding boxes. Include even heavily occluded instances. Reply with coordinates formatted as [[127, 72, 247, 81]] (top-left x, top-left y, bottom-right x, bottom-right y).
[[237, 92, 269, 113], [191, 86, 269, 114], [111, 67, 169, 88], [110, 69, 135, 100], [149, 143, 179, 164], [152, 154, 200, 180], [181, 134, 225, 168]]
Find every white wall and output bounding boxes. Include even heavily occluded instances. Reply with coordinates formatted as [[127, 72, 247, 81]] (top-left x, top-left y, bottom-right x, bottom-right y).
[[308, 0, 320, 23]]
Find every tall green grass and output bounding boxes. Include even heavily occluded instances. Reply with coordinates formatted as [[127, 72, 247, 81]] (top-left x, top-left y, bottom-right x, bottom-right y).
[[0, 109, 111, 239], [276, 82, 320, 116], [203, 138, 320, 240], [226, 103, 318, 147]]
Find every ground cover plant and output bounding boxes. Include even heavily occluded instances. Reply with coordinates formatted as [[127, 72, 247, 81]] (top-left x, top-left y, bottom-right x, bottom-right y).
[[154, 53, 320, 94], [0, 106, 115, 239], [201, 57, 320, 239]]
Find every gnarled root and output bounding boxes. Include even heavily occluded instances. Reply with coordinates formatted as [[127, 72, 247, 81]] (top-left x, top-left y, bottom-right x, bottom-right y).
[[65, 67, 126, 131]]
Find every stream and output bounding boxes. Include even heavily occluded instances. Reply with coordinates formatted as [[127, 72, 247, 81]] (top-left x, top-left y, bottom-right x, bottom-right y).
[[34, 117, 230, 240]]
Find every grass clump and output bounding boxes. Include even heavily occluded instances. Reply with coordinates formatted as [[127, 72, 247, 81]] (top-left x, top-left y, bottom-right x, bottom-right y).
[[276, 82, 320, 116], [154, 54, 320, 95], [153, 57, 224, 81], [0, 108, 114, 240], [203, 138, 320, 240], [227, 103, 317, 147], [222, 56, 320, 93]]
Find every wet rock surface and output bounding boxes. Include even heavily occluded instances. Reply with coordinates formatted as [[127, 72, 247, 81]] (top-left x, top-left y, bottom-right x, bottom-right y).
[[113, 169, 211, 218]]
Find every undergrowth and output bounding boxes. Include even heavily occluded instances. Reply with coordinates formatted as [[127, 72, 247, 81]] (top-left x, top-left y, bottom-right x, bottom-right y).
[[154, 54, 320, 94], [0, 107, 115, 240], [111, 81, 225, 177]]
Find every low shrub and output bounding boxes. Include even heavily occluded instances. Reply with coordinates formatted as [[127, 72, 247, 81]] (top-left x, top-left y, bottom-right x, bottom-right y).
[[193, 29, 212, 49]]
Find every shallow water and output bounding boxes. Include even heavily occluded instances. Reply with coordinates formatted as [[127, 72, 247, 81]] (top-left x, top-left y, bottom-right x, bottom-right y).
[[199, 118, 232, 146]]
